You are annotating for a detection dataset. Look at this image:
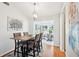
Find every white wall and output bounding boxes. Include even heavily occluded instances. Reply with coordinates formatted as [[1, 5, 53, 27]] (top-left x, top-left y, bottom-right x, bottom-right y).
[[0, 3, 29, 55], [60, 11, 65, 51], [28, 14, 60, 46], [53, 14, 60, 46]]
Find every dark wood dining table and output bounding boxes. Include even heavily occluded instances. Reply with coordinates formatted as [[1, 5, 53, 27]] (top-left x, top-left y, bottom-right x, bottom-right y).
[[10, 35, 34, 41], [10, 35, 35, 57]]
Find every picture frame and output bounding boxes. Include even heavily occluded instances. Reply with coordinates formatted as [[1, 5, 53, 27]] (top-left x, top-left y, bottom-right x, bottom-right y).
[[7, 16, 23, 31]]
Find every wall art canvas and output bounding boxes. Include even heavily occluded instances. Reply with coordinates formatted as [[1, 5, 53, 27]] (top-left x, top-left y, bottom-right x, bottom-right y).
[[68, 2, 79, 56], [7, 16, 23, 31]]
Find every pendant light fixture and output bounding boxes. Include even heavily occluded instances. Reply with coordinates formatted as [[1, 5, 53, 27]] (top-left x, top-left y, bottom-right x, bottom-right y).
[[33, 2, 38, 20]]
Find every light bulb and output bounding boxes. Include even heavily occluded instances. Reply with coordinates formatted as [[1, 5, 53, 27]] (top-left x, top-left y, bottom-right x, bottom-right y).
[[33, 13, 37, 18]]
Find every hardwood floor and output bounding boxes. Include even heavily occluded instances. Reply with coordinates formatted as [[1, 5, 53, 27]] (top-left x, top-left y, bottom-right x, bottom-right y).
[[42, 43, 65, 57], [53, 46, 65, 57], [41, 44, 54, 57], [3, 41, 65, 57]]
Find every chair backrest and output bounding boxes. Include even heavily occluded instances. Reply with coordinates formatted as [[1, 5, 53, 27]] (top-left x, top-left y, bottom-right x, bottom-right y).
[[13, 33, 21, 38], [39, 33, 43, 40], [13, 33, 21, 46], [35, 34, 40, 42], [23, 32, 28, 36]]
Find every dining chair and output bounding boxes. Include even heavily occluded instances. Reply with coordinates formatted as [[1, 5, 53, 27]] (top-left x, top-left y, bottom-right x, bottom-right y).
[[13, 32, 22, 56], [39, 33, 43, 50], [23, 32, 28, 36], [29, 34, 40, 56], [22, 34, 40, 57]]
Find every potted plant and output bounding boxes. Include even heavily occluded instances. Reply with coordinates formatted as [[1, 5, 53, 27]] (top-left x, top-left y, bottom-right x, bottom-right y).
[[48, 26, 53, 41]]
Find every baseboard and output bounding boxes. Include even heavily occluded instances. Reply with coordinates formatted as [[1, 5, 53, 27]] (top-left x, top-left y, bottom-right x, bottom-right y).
[[0, 48, 14, 57]]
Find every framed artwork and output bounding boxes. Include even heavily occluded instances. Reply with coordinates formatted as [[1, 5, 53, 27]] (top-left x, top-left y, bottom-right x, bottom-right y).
[[7, 16, 23, 31], [68, 2, 79, 56]]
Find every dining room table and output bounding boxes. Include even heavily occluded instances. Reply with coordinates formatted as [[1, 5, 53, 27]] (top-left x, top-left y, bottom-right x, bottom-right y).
[[10, 34, 35, 57]]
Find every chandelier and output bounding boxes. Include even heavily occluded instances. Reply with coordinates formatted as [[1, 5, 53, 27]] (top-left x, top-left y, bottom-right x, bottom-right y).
[[33, 2, 38, 20]]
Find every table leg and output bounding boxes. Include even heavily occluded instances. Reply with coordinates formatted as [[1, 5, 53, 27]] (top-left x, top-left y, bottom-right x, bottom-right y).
[[26, 41, 28, 57], [14, 40, 16, 56], [17, 40, 19, 57], [21, 42, 25, 57]]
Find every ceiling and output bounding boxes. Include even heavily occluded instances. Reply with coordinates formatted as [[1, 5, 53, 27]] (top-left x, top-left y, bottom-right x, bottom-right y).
[[10, 2, 65, 20]]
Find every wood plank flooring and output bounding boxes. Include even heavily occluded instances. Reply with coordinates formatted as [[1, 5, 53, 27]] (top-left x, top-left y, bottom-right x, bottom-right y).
[[42, 43, 65, 57], [53, 46, 65, 57], [3, 42, 65, 57]]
